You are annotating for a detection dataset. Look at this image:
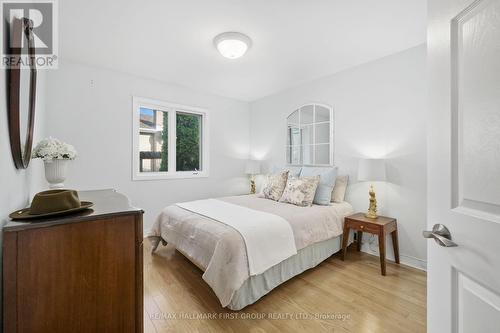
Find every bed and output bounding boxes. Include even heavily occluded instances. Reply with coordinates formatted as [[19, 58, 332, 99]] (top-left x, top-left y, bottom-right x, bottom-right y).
[[149, 194, 353, 310]]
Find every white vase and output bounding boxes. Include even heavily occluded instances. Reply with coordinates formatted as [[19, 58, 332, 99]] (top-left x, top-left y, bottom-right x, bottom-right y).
[[44, 159, 70, 189]]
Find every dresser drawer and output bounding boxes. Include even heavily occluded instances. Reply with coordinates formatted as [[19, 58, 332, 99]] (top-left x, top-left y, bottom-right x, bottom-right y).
[[346, 219, 380, 234]]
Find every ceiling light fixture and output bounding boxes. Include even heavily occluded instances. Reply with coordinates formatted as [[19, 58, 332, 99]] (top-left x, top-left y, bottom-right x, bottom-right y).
[[214, 32, 252, 59]]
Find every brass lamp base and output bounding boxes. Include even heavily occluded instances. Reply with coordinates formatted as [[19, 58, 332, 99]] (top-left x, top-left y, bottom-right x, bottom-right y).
[[250, 179, 256, 194], [365, 184, 378, 219]]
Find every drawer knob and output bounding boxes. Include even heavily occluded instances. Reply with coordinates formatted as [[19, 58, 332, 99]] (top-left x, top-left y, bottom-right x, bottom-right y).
[[360, 225, 364, 229]]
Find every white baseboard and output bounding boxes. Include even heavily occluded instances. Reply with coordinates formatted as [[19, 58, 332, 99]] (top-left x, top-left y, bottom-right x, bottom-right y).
[[399, 253, 427, 271], [360, 243, 427, 271]]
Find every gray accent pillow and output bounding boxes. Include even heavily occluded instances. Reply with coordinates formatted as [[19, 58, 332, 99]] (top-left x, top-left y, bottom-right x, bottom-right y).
[[279, 175, 320, 207], [331, 175, 349, 203], [261, 170, 289, 201], [300, 166, 338, 205]]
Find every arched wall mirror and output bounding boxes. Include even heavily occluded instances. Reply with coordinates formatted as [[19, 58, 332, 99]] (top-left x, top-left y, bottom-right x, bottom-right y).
[[286, 103, 334, 166], [8, 17, 37, 169]]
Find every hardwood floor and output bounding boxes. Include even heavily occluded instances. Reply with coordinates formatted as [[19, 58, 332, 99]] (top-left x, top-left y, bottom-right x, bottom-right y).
[[144, 240, 426, 333]]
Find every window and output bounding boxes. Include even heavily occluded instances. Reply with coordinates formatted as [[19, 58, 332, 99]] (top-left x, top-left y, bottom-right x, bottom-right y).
[[133, 97, 209, 180], [286, 104, 333, 166]]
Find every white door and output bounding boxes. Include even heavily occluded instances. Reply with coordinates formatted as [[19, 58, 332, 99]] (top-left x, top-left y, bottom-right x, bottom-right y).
[[427, 0, 500, 332]]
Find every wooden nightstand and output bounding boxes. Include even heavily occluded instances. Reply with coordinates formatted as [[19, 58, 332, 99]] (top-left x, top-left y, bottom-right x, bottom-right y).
[[341, 213, 399, 276]]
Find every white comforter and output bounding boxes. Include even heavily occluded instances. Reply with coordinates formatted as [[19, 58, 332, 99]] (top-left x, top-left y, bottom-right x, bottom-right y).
[[149, 195, 353, 307]]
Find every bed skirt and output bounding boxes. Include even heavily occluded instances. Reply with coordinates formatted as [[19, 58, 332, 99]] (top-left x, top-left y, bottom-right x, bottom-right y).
[[227, 233, 353, 310], [149, 231, 354, 310]]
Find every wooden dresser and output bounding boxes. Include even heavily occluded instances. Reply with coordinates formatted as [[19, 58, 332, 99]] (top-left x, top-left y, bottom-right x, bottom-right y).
[[3, 189, 143, 333]]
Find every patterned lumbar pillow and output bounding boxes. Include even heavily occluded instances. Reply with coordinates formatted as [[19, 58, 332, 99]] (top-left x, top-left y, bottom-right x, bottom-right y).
[[279, 175, 320, 207], [261, 170, 289, 201]]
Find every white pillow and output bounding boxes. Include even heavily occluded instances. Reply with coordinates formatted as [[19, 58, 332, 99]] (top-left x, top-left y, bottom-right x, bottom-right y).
[[331, 175, 349, 203]]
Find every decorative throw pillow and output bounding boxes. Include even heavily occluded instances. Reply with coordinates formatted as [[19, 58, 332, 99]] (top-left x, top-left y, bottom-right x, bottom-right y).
[[331, 175, 349, 203], [279, 175, 320, 207], [272, 165, 302, 177], [261, 170, 289, 201], [300, 166, 338, 205]]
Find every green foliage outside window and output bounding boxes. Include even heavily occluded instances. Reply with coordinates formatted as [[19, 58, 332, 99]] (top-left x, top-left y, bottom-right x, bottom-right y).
[[176, 113, 200, 171], [157, 111, 201, 172]]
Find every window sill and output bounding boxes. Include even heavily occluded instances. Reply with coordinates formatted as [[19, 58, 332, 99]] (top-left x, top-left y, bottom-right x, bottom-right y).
[[132, 171, 209, 181]]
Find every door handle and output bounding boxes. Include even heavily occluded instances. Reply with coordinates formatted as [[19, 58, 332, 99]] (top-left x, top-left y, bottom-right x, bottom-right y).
[[423, 224, 458, 247]]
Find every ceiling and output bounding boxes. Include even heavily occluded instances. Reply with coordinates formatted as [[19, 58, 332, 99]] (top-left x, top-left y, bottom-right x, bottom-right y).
[[59, 0, 426, 102]]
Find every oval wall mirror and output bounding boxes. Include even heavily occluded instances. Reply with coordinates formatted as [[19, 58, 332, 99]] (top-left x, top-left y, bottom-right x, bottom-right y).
[[8, 17, 37, 169]]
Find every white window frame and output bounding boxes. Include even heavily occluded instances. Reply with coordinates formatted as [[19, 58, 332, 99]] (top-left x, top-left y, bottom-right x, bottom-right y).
[[132, 96, 209, 180], [285, 103, 334, 166]]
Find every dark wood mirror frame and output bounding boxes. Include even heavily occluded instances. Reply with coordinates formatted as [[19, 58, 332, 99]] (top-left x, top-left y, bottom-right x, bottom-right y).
[[7, 17, 37, 169]]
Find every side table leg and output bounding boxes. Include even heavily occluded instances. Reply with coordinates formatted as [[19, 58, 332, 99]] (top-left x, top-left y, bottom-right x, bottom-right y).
[[356, 231, 362, 252], [391, 229, 400, 264], [341, 227, 350, 261], [378, 233, 386, 276]]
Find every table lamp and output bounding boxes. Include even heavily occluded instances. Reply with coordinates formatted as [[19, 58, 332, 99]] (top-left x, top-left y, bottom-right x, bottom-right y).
[[245, 160, 261, 194], [358, 158, 386, 219]]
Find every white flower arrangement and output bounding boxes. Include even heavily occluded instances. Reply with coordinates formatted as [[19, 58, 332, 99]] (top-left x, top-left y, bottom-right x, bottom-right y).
[[32, 137, 77, 161]]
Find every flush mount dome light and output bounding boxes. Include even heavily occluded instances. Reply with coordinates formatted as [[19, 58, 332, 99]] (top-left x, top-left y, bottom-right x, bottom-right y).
[[214, 32, 252, 59]]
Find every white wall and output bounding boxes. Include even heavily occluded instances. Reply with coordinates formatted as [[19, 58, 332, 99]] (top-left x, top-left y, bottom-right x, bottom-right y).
[[45, 61, 250, 231], [0, 71, 47, 227], [249, 45, 427, 269]]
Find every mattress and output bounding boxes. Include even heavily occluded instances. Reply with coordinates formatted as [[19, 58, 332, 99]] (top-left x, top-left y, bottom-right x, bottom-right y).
[[149, 194, 353, 309]]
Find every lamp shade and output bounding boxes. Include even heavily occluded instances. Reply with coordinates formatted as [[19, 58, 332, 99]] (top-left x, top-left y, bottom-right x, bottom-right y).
[[358, 159, 386, 182], [245, 160, 261, 175]]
